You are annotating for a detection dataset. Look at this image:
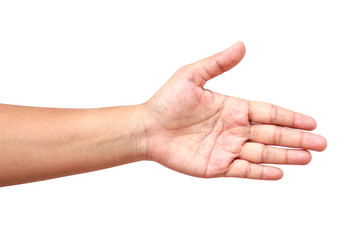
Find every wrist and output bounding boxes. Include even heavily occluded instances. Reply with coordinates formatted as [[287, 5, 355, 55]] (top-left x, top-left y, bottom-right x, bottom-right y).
[[81, 104, 150, 166], [137, 102, 156, 162], [108, 104, 150, 163], [131, 103, 150, 161]]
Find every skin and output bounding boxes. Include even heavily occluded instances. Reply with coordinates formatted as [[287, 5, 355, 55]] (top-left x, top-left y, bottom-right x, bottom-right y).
[[0, 42, 327, 187]]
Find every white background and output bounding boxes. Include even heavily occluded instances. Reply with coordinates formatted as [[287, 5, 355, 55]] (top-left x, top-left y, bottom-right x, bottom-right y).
[[0, 0, 359, 239]]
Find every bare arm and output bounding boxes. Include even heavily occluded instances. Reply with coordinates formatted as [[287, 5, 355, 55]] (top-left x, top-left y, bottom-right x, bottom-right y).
[[0, 104, 148, 186]]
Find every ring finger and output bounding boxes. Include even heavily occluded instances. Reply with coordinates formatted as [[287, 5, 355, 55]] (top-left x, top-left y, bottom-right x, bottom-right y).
[[240, 142, 312, 165]]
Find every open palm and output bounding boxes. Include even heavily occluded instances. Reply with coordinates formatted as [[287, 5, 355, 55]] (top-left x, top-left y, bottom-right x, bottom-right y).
[[143, 42, 326, 180]]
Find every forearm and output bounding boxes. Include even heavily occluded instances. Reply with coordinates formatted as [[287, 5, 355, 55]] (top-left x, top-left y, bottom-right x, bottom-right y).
[[0, 104, 148, 187]]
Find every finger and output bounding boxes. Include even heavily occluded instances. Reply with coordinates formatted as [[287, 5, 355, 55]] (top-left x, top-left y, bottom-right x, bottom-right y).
[[225, 159, 283, 180], [250, 124, 327, 151], [248, 100, 317, 130], [240, 142, 312, 165], [185, 41, 246, 87]]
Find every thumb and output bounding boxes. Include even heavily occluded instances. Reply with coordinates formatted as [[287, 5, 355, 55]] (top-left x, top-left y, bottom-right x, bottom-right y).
[[185, 41, 246, 87]]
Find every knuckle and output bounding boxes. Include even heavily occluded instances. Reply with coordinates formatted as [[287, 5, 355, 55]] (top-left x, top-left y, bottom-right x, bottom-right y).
[[177, 64, 191, 76], [214, 56, 225, 73], [241, 161, 252, 178], [261, 145, 270, 163], [270, 104, 278, 124], [259, 165, 264, 179], [300, 131, 305, 148], [285, 149, 289, 164], [273, 126, 283, 145]]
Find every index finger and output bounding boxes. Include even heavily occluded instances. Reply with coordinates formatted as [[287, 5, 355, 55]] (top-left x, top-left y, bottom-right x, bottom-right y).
[[248, 100, 317, 130]]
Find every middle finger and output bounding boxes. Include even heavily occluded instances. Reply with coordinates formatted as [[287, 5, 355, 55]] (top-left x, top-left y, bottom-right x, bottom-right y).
[[250, 124, 326, 151]]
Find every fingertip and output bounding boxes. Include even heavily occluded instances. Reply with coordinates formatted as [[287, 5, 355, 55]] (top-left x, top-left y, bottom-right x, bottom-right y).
[[308, 116, 317, 130], [235, 41, 246, 53], [303, 133, 327, 152], [317, 135, 328, 152], [279, 172, 284, 180], [221, 41, 246, 70], [237, 41, 246, 59], [263, 167, 283, 180], [289, 150, 312, 165], [276, 169, 284, 180], [228, 41, 245, 51], [303, 150, 312, 165], [296, 113, 317, 130]]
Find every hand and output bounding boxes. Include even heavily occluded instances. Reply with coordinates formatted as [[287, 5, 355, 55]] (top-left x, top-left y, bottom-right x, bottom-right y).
[[142, 42, 327, 180]]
